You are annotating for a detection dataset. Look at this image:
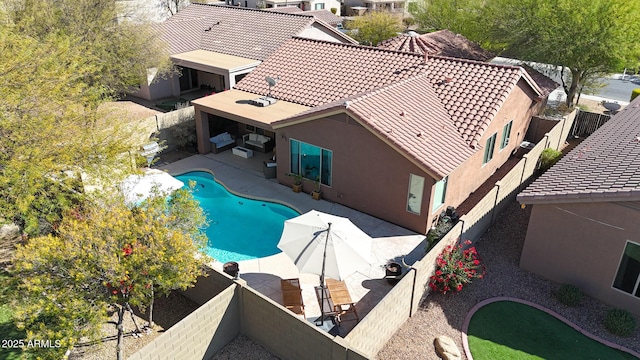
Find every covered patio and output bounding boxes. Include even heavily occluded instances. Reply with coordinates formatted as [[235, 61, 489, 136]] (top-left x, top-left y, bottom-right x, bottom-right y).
[[192, 89, 310, 155]]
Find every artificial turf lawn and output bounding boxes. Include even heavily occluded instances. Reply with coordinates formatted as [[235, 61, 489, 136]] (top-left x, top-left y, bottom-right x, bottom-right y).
[[467, 301, 638, 360]]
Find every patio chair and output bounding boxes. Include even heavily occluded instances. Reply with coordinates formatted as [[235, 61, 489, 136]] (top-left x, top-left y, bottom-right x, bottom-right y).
[[281, 278, 305, 318]]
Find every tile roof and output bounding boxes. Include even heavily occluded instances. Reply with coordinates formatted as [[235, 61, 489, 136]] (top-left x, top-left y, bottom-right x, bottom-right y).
[[240, 37, 530, 149], [158, 4, 353, 60], [302, 10, 343, 26], [378, 30, 494, 62], [263, 6, 304, 14], [518, 100, 640, 204], [275, 74, 475, 178]]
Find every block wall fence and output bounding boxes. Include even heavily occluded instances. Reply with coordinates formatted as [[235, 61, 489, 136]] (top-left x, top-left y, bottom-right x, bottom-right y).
[[128, 111, 575, 359]]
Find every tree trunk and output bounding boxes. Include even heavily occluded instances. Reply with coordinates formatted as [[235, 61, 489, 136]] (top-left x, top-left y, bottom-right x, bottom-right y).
[[148, 287, 155, 329], [116, 305, 125, 360], [564, 68, 583, 108], [125, 302, 142, 333]]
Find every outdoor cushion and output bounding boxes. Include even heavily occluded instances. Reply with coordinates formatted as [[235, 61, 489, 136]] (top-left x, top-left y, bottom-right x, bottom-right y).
[[249, 133, 258, 142]]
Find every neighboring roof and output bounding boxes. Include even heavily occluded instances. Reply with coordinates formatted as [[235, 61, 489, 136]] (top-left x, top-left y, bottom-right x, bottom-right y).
[[158, 4, 355, 60], [239, 37, 535, 150], [263, 6, 304, 14], [192, 89, 310, 127], [518, 98, 640, 204], [302, 10, 342, 26], [378, 30, 494, 62], [519, 65, 560, 97], [275, 74, 475, 178], [171, 50, 261, 72]]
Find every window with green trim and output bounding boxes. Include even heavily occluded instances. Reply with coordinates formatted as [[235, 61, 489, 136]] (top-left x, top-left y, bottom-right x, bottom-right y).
[[500, 120, 513, 149], [290, 139, 332, 186], [432, 177, 448, 212], [613, 241, 640, 298], [483, 133, 497, 164]]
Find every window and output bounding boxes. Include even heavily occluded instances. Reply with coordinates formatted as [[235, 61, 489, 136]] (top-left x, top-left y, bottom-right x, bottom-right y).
[[314, 3, 324, 9], [613, 241, 640, 298], [500, 121, 513, 150], [290, 139, 332, 186], [483, 133, 497, 164], [432, 177, 448, 212], [406, 174, 425, 215]]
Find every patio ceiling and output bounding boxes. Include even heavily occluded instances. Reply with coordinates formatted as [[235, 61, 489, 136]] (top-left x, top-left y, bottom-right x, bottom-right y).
[[171, 50, 261, 74], [192, 89, 310, 128]]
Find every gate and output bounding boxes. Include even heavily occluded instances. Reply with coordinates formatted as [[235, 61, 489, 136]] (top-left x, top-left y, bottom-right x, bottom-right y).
[[569, 109, 611, 137]]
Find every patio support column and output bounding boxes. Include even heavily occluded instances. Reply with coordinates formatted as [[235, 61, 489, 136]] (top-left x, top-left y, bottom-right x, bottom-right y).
[[195, 108, 212, 154]]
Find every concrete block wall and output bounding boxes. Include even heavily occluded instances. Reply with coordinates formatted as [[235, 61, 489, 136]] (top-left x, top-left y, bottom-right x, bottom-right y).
[[345, 272, 415, 357], [240, 286, 368, 360], [128, 284, 240, 360], [410, 222, 463, 311], [180, 268, 234, 306]]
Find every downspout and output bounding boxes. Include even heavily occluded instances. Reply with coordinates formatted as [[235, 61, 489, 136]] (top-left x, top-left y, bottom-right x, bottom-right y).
[[518, 155, 528, 191], [490, 183, 501, 224]]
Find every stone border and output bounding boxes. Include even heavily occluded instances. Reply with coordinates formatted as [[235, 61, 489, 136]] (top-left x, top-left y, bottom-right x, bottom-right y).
[[461, 297, 640, 360]]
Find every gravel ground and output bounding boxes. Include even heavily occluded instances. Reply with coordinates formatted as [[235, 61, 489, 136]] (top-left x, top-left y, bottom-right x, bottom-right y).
[[69, 292, 199, 360], [377, 200, 640, 359]]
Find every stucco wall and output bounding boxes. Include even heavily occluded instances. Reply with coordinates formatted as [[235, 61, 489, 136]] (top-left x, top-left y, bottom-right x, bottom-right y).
[[445, 80, 539, 211], [521, 202, 640, 315], [275, 113, 435, 233]]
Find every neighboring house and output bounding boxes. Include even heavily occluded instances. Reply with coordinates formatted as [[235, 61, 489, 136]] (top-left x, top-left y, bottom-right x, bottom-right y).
[[517, 98, 640, 316], [226, 0, 341, 14], [116, 0, 191, 23], [343, 0, 407, 16], [265, 7, 343, 24], [192, 37, 547, 233], [378, 30, 494, 62], [134, 4, 355, 101]]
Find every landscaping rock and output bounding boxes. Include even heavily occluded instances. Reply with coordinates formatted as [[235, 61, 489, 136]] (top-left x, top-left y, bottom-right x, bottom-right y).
[[0, 223, 22, 264], [434, 335, 461, 360]]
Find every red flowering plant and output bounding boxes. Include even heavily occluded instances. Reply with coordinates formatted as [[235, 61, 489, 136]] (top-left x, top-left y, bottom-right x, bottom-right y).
[[429, 240, 485, 294]]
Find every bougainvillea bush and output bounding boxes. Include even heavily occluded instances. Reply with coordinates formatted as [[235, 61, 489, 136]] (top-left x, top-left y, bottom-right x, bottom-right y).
[[429, 240, 485, 294]]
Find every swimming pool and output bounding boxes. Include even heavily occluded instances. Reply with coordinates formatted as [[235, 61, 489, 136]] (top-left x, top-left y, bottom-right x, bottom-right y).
[[175, 171, 300, 263]]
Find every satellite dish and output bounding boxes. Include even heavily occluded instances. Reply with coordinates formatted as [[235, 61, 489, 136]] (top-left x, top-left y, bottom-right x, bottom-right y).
[[266, 76, 279, 87], [265, 76, 279, 98]]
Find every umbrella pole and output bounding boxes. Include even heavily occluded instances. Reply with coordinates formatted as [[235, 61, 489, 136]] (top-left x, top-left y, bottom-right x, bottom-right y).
[[316, 223, 332, 326]]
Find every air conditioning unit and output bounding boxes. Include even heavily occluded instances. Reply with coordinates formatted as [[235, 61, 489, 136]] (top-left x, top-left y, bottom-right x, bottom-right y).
[[249, 96, 278, 107]]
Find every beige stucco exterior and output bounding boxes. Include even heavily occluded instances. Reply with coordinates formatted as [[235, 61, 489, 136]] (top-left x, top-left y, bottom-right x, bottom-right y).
[[275, 113, 437, 233], [446, 79, 542, 211], [521, 202, 640, 315]]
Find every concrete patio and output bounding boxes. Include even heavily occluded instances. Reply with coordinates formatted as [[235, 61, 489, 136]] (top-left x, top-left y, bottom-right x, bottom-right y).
[[158, 152, 426, 336]]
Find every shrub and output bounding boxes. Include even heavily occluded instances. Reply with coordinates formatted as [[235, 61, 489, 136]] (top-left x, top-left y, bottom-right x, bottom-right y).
[[604, 308, 636, 337], [428, 240, 485, 294], [426, 216, 454, 251], [555, 284, 583, 306], [330, 7, 337, 14], [539, 148, 562, 171], [631, 88, 640, 102]]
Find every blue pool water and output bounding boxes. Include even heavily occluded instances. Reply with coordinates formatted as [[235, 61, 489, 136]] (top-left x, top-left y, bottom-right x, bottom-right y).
[[175, 171, 300, 263]]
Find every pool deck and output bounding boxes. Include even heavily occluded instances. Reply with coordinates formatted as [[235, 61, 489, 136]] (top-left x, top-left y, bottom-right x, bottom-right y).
[[158, 152, 426, 336]]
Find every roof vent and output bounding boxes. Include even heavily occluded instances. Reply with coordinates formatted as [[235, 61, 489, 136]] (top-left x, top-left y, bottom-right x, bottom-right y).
[[249, 97, 278, 107]]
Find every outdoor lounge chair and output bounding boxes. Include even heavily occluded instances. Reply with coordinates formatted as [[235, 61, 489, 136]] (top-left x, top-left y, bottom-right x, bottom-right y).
[[281, 278, 305, 318]]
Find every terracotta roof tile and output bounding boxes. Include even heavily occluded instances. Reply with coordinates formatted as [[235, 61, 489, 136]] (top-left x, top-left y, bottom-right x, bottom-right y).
[[378, 30, 494, 62], [241, 38, 534, 173], [518, 100, 640, 203], [158, 4, 353, 60]]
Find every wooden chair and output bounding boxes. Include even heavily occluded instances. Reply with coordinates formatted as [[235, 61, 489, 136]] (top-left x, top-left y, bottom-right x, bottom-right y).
[[325, 278, 359, 324], [281, 278, 305, 318]]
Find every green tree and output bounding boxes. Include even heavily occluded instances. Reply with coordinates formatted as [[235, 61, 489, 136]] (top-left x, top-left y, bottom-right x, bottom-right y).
[[480, 0, 640, 107], [11, 188, 209, 360], [349, 11, 403, 46], [410, 0, 483, 35], [4, 0, 172, 99]]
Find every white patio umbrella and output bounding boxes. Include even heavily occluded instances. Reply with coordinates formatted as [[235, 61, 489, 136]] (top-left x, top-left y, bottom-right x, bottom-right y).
[[277, 210, 373, 324], [120, 169, 184, 206], [277, 210, 373, 284]]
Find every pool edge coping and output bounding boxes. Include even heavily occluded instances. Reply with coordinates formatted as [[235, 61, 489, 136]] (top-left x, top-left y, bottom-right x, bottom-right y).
[[461, 296, 640, 360], [169, 167, 304, 216]]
